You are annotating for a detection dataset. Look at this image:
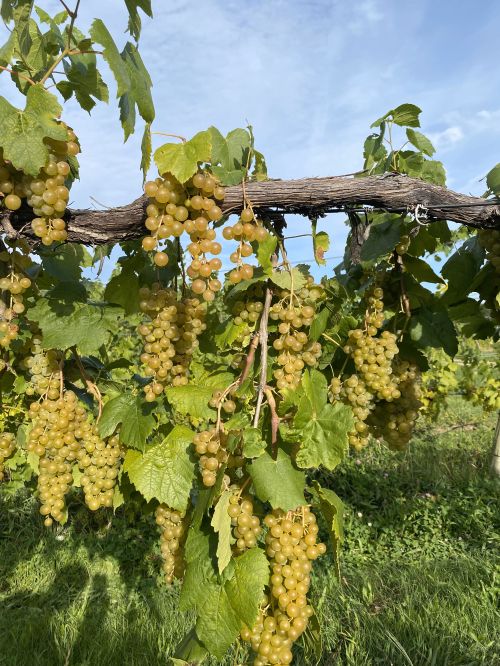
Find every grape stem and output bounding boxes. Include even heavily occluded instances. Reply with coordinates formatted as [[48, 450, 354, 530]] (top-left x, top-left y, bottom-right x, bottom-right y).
[[238, 332, 260, 386], [252, 285, 273, 429], [151, 132, 187, 143], [72, 346, 103, 421], [0, 66, 35, 85], [264, 386, 280, 456]]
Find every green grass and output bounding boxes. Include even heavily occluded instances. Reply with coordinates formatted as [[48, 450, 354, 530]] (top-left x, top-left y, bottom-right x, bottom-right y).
[[1, 398, 499, 666]]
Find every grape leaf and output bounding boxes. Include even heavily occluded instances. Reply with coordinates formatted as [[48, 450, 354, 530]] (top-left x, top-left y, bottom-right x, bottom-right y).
[[214, 319, 248, 349], [360, 215, 403, 264], [211, 490, 234, 574], [165, 384, 216, 421], [154, 130, 212, 184], [119, 42, 155, 138], [311, 217, 330, 266], [29, 297, 118, 356], [409, 306, 458, 357], [406, 128, 435, 156], [441, 236, 485, 304], [391, 103, 422, 127], [241, 428, 266, 458], [140, 122, 152, 178], [58, 54, 109, 112], [249, 448, 306, 511], [253, 234, 277, 275], [420, 160, 446, 186], [89, 19, 130, 97], [312, 481, 344, 579], [486, 163, 500, 195], [39, 244, 91, 281], [403, 255, 444, 284], [0, 85, 68, 175], [122, 425, 195, 510], [270, 266, 308, 291], [104, 265, 140, 313], [98, 393, 156, 449], [224, 548, 269, 627], [309, 307, 330, 342], [124, 0, 152, 41]]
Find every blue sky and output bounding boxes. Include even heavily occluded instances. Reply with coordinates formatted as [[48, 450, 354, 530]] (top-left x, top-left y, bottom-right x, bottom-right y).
[[1, 0, 499, 278]]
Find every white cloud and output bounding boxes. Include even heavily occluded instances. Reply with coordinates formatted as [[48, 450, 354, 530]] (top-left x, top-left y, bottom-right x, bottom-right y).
[[429, 126, 464, 149]]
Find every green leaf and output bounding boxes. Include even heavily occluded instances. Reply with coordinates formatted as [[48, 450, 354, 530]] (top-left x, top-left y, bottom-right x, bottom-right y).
[[441, 237, 485, 304], [403, 255, 444, 284], [154, 130, 212, 184], [174, 628, 209, 665], [409, 306, 458, 357], [40, 244, 90, 281], [486, 163, 500, 195], [241, 428, 266, 458], [99, 393, 156, 449], [406, 128, 435, 156], [28, 298, 118, 356], [313, 482, 343, 579], [270, 266, 308, 291], [123, 425, 194, 510], [214, 319, 248, 350], [1, 0, 33, 23], [0, 85, 68, 176], [124, 0, 152, 41], [253, 233, 277, 275], [165, 384, 215, 421], [59, 54, 109, 112], [89, 19, 130, 97], [104, 265, 140, 314], [211, 490, 234, 574], [391, 103, 421, 127], [311, 218, 329, 265], [0, 31, 15, 65], [119, 41, 154, 137], [140, 121, 152, 178], [249, 448, 306, 511], [420, 160, 446, 186], [360, 215, 403, 265], [195, 548, 268, 659], [309, 307, 330, 342]]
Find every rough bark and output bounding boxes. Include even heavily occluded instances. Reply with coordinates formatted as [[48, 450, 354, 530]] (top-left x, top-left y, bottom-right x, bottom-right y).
[[1, 172, 499, 245]]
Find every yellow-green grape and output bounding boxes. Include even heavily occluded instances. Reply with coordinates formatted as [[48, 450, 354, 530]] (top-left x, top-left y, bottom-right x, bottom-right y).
[[0, 432, 15, 481], [227, 492, 262, 552], [232, 298, 264, 343], [172, 296, 206, 385], [192, 428, 228, 487], [155, 504, 186, 584], [478, 229, 500, 277], [78, 433, 123, 511], [22, 337, 61, 397], [330, 374, 374, 451], [395, 234, 410, 255], [0, 272, 32, 348], [271, 277, 324, 391], [241, 506, 325, 665], [222, 208, 268, 285], [367, 363, 422, 450]]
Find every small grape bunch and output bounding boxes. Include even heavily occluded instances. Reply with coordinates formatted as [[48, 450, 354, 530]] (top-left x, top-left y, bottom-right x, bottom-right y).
[[155, 504, 186, 584], [171, 296, 207, 385], [0, 272, 32, 348], [227, 492, 262, 552], [23, 337, 61, 397], [78, 433, 123, 511], [478, 229, 500, 277], [395, 234, 410, 255], [0, 432, 15, 481], [241, 506, 326, 665], [232, 298, 264, 343], [192, 428, 229, 487], [330, 374, 374, 451], [223, 207, 269, 285]]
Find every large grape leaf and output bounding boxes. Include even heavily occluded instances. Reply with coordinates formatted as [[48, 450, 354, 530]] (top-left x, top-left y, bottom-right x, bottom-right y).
[[211, 490, 234, 574], [98, 393, 156, 449], [360, 215, 403, 265], [249, 448, 306, 511], [154, 130, 211, 184], [406, 128, 435, 156], [224, 548, 269, 627], [165, 384, 215, 420], [89, 19, 130, 97], [409, 306, 458, 357], [104, 264, 140, 313], [0, 85, 68, 175], [119, 42, 154, 139], [57, 54, 109, 112], [270, 266, 308, 291], [29, 297, 119, 356], [122, 425, 195, 510]]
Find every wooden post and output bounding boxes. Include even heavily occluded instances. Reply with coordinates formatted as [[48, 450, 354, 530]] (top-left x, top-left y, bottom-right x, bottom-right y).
[[491, 412, 500, 477]]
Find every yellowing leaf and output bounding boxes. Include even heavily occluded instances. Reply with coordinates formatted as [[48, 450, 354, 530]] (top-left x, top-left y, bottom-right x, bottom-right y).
[[154, 130, 212, 184]]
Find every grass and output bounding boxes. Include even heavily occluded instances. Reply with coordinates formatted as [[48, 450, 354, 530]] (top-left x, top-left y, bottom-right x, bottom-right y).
[[0, 398, 499, 666]]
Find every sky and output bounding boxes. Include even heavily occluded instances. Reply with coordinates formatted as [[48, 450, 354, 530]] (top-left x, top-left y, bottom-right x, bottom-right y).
[[1, 0, 499, 279]]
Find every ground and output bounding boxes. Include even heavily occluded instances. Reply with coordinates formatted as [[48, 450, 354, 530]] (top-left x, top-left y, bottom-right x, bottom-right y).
[[0, 398, 499, 666]]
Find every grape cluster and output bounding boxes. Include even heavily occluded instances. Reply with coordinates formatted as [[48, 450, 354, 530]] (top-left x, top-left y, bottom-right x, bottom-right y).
[[395, 234, 410, 255], [23, 337, 61, 397], [0, 272, 31, 348], [344, 288, 401, 400], [241, 506, 325, 665], [0, 432, 15, 481], [367, 363, 421, 450], [193, 428, 229, 487], [155, 504, 186, 584], [0, 128, 78, 245], [271, 278, 324, 390], [227, 493, 261, 552], [222, 207, 269, 285], [232, 298, 264, 343], [478, 229, 500, 277], [330, 374, 373, 451], [138, 284, 206, 400], [78, 433, 122, 511]]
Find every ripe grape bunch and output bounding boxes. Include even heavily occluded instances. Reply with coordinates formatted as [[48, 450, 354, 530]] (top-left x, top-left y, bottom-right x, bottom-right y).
[[0, 271, 31, 348], [0, 432, 15, 481], [23, 337, 62, 397], [232, 294, 265, 344], [240, 506, 326, 666], [0, 127, 79, 245], [330, 374, 374, 451], [227, 492, 262, 553], [477, 229, 500, 277], [270, 277, 324, 391], [344, 287, 401, 401], [223, 206, 269, 285], [155, 504, 186, 584], [193, 427, 229, 487], [78, 433, 122, 511], [138, 284, 206, 401]]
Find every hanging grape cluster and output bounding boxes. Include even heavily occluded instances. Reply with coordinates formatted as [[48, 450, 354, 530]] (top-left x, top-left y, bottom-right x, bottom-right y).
[[0, 128, 79, 245], [78, 433, 122, 511], [271, 278, 324, 391], [0, 432, 15, 481], [138, 284, 206, 400], [155, 504, 186, 584], [232, 288, 265, 344], [227, 492, 261, 553], [0, 271, 31, 348], [223, 207, 269, 285], [23, 337, 61, 397], [478, 229, 500, 277], [241, 506, 325, 666], [330, 374, 373, 450], [193, 428, 229, 487]]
